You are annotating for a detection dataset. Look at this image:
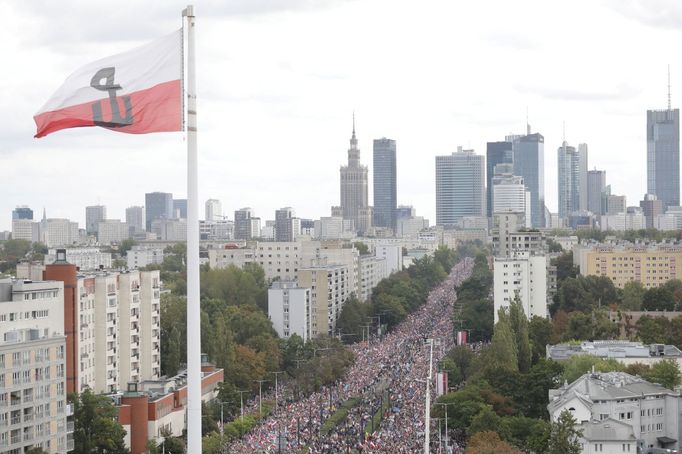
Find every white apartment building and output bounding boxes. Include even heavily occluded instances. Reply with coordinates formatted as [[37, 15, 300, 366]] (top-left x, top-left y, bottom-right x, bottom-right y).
[[600, 213, 646, 231], [268, 281, 311, 341], [199, 220, 233, 241], [41, 219, 79, 248], [396, 216, 429, 238], [74, 270, 161, 394], [548, 372, 682, 453], [97, 220, 129, 245], [205, 199, 222, 221], [358, 255, 388, 302], [11, 219, 40, 242], [0, 279, 69, 454], [151, 219, 187, 241], [493, 251, 548, 322], [492, 173, 532, 229], [374, 244, 403, 274], [297, 264, 350, 337], [45, 248, 112, 271], [126, 246, 164, 269], [314, 217, 345, 240]]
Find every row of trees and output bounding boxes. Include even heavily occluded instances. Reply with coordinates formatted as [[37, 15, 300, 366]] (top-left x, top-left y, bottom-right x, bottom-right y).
[[0, 238, 48, 274], [434, 302, 585, 453], [457, 253, 494, 342]]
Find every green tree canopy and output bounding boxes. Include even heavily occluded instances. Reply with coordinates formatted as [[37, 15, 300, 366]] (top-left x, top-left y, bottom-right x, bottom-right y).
[[71, 389, 129, 454], [547, 409, 583, 454]]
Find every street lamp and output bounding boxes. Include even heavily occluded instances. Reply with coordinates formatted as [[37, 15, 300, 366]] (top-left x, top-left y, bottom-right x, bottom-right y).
[[272, 371, 284, 411], [218, 401, 230, 435], [436, 402, 451, 452], [254, 379, 268, 415], [236, 390, 248, 422]]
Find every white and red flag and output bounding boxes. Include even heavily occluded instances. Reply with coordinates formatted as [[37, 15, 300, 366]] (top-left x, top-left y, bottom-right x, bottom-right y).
[[34, 30, 182, 138]]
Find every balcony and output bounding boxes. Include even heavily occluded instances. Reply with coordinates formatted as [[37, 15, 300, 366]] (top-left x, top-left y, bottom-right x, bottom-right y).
[[10, 416, 21, 425]]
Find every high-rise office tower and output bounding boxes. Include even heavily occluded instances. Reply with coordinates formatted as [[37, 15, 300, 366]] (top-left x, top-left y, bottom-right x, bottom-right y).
[[275, 207, 297, 242], [373, 138, 397, 231], [340, 117, 369, 232], [647, 78, 680, 208], [12, 206, 33, 220], [234, 207, 258, 240], [85, 205, 106, 235], [587, 169, 606, 215], [557, 141, 587, 219], [173, 198, 187, 219], [145, 192, 173, 231], [486, 141, 514, 218], [205, 199, 222, 221], [435, 147, 485, 225], [125, 206, 145, 234], [640, 194, 664, 229], [511, 129, 545, 228]]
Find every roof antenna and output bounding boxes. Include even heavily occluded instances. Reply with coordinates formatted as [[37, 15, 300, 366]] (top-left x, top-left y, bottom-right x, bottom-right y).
[[562, 120, 566, 144], [668, 63, 672, 110], [526, 106, 530, 135]]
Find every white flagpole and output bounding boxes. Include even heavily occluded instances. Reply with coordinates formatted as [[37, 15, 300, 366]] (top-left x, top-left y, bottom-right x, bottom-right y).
[[182, 5, 202, 453]]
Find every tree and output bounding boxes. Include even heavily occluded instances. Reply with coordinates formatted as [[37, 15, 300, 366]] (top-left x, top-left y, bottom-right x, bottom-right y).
[[26, 448, 49, 454], [642, 286, 675, 311], [445, 345, 476, 381], [635, 316, 670, 345], [335, 296, 370, 341], [553, 252, 578, 283], [643, 359, 681, 390], [529, 316, 553, 365], [620, 281, 645, 310], [461, 298, 494, 342], [547, 239, 563, 253], [468, 406, 504, 437], [562, 355, 623, 383], [352, 241, 369, 255], [466, 431, 521, 454], [522, 359, 564, 419], [547, 409, 583, 454], [509, 296, 531, 372], [500, 416, 550, 452], [483, 308, 518, 373], [71, 389, 129, 454], [118, 239, 137, 256]]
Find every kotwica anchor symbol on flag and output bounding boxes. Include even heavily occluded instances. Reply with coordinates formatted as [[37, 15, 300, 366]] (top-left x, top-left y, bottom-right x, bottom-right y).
[[90, 67, 134, 127]]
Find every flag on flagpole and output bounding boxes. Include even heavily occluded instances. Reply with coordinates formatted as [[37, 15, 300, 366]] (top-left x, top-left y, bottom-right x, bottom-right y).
[[34, 30, 182, 138]]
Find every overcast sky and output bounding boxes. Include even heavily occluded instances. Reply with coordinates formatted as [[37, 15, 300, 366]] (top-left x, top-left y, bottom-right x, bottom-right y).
[[2, 0, 682, 231]]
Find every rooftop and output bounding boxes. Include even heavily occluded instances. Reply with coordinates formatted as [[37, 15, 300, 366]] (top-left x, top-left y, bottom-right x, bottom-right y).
[[547, 340, 682, 361]]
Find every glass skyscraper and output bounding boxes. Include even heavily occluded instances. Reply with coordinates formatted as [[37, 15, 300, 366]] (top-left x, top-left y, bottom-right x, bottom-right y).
[[557, 141, 587, 219], [486, 141, 513, 218], [145, 192, 173, 231], [435, 148, 485, 225], [512, 132, 545, 228], [647, 108, 680, 209], [373, 138, 397, 230]]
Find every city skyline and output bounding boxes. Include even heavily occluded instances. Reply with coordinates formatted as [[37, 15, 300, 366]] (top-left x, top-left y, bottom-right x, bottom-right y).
[[3, 1, 682, 231]]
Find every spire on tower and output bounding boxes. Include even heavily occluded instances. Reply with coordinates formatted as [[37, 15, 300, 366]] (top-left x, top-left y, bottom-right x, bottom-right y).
[[526, 106, 530, 135], [352, 111, 356, 139]]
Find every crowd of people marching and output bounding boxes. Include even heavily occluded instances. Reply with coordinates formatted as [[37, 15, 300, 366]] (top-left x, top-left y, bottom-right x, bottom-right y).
[[225, 258, 474, 453]]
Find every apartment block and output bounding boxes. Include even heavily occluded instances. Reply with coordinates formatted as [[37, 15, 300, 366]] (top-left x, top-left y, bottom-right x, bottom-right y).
[[0, 278, 69, 454], [297, 264, 350, 337], [126, 246, 164, 269], [45, 248, 112, 271], [268, 281, 311, 341], [493, 252, 548, 322], [358, 255, 388, 302], [575, 244, 682, 288], [44, 255, 161, 394]]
